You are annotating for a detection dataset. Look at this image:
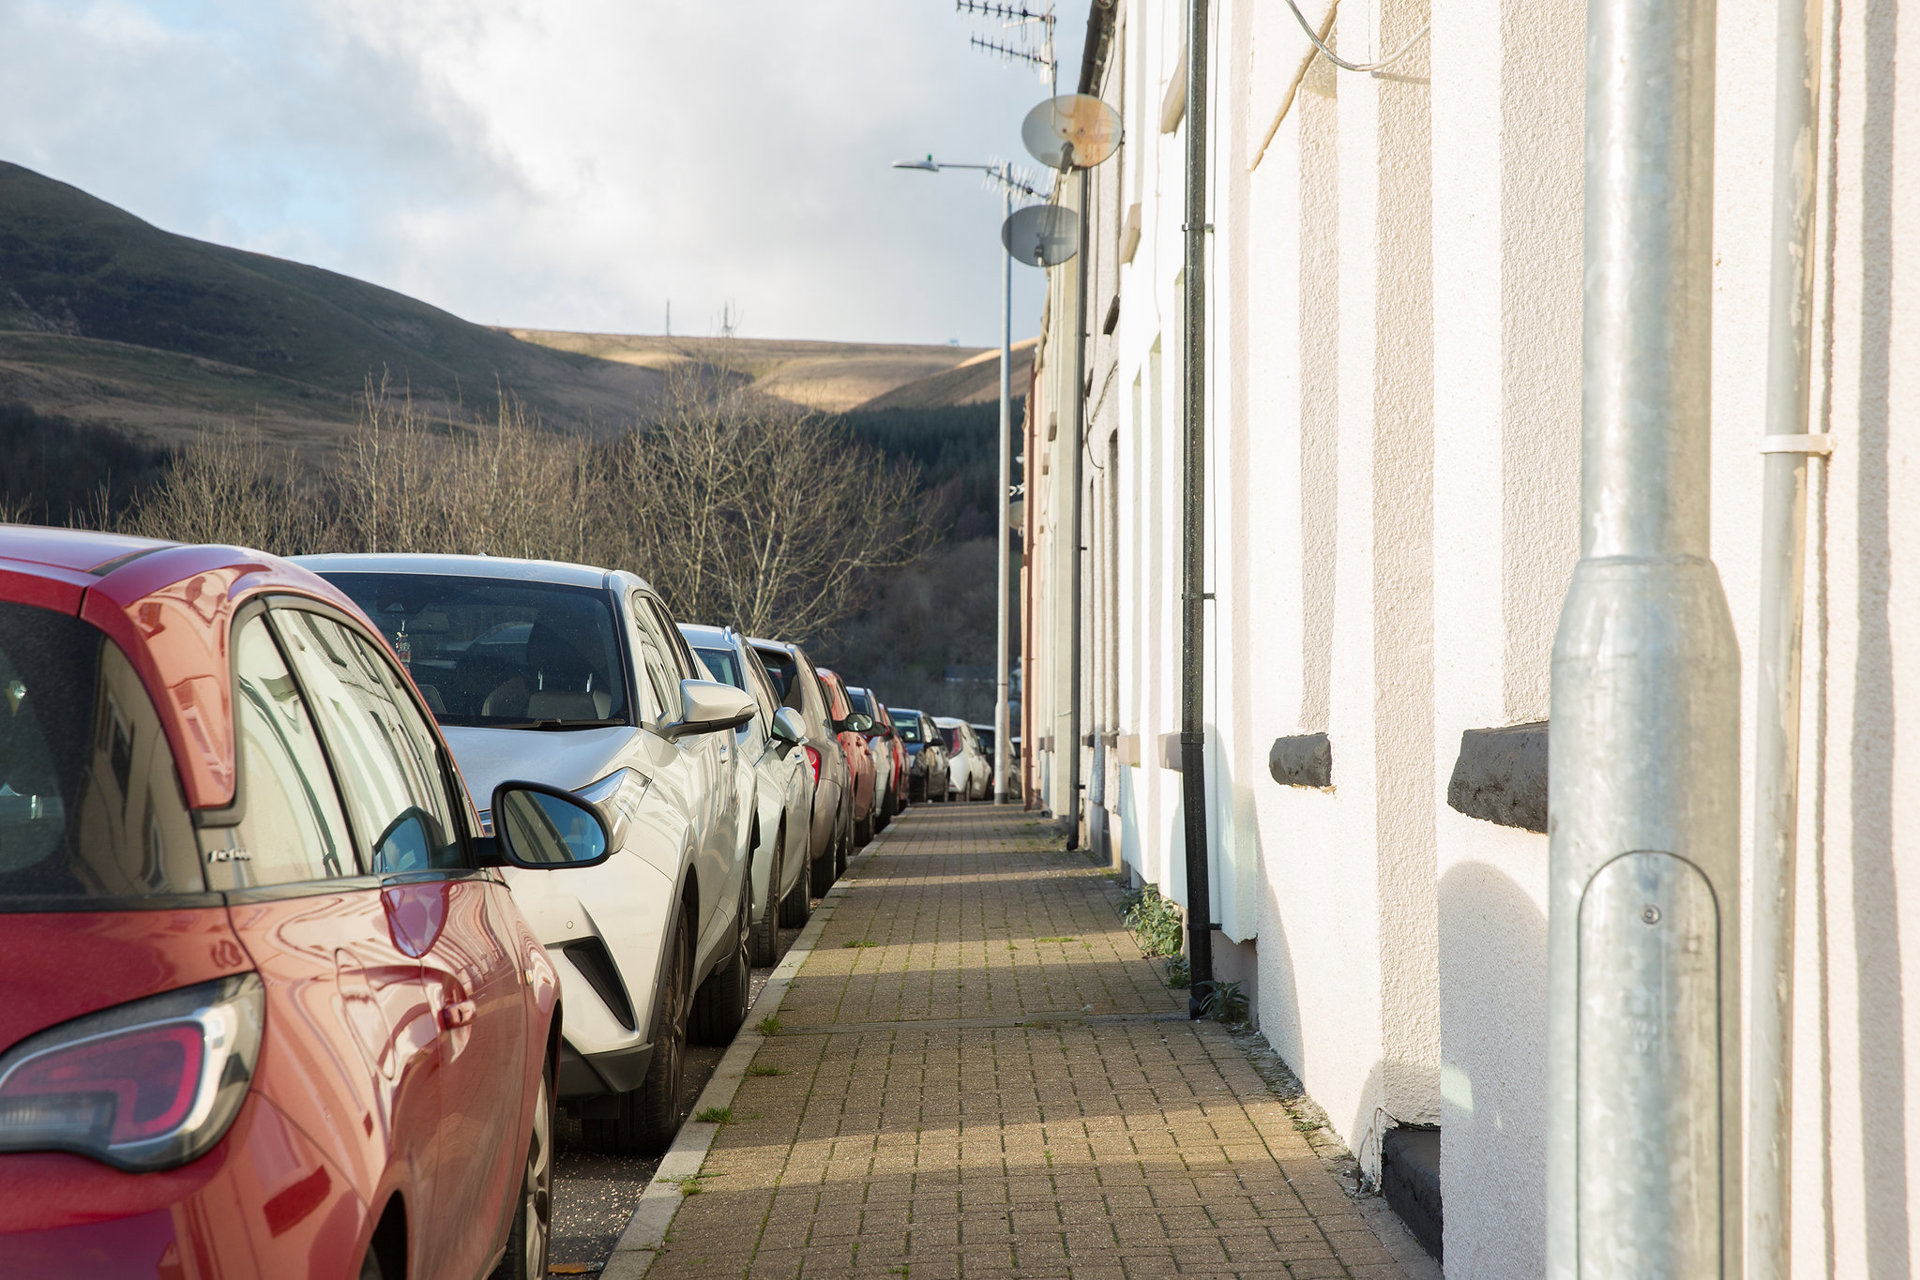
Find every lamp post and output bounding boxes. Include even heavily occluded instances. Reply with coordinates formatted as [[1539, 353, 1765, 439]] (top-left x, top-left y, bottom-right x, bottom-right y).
[[893, 156, 1036, 805]]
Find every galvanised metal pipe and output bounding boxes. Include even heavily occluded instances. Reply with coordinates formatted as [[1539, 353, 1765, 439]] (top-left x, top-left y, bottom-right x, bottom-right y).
[[1179, 0, 1213, 1010], [1547, 0, 1741, 1271], [1065, 167, 1089, 848], [1748, 0, 1825, 1271], [996, 184, 1013, 806]]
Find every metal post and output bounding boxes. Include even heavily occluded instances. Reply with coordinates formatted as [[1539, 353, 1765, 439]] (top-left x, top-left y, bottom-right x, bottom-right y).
[[1547, 0, 1740, 1272], [995, 185, 1014, 805], [1748, 0, 1826, 1270], [1179, 0, 1213, 1012], [1064, 166, 1088, 849]]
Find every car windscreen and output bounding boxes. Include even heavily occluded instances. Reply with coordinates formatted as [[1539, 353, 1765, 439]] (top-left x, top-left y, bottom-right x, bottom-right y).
[[847, 688, 873, 717], [0, 602, 202, 907], [894, 713, 924, 744], [321, 573, 629, 729]]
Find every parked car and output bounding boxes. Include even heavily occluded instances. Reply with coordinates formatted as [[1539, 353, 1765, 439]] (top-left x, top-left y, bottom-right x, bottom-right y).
[[813, 667, 876, 844], [302, 554, 759, 1158], [750, 638, 852, 893], [937, 716, 991, 801], [846, 687, 902, 829], [873, 697, 909, 818], [894, 707, 951, 802], [681, 623, 814, 960], [971, 722, 997, 795], [0, 528, 609, 1279]]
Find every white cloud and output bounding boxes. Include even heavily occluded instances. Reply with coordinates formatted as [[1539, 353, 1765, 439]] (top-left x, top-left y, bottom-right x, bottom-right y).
[[0, 0, 1088, 344]]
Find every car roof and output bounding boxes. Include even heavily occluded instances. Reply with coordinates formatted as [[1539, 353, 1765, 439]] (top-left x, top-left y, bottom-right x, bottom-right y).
[[294, 551, 631, 593], [933, 715, 967, 726], [2, 527, 369, 811], [678, 622, 738, 648], [891, 706, 924, 718]]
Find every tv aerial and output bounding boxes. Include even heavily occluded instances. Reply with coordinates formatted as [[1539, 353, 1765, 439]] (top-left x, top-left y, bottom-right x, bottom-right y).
[[956, 0, 1057, 87], [1001, 202, 1080, 267], [1020, 93, 1122, 171]]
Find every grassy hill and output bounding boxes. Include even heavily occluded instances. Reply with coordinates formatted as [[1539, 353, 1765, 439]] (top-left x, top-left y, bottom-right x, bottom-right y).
[[0, 162, 664, 445], [0, 159, 1033, 462]]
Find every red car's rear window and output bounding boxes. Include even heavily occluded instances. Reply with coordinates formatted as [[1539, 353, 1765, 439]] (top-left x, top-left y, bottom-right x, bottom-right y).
[[0, 602, 204, 908]]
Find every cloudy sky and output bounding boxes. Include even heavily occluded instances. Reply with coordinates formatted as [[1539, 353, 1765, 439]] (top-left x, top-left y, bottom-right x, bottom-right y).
[[1, 0, 1090, 346]]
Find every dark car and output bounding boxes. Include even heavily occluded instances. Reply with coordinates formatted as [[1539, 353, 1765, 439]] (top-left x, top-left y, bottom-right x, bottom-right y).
[[892, 708, 951, 802]]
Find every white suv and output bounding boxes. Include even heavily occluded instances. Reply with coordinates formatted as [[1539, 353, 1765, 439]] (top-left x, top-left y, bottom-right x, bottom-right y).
[[934, 716, 991, 801], [300, 554, 758, 1156]]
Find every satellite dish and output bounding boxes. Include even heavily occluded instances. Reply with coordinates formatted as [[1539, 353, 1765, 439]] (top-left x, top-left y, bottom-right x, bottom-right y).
[[1021, 94, 1122, 170], [1002, 203, 1080, 268]]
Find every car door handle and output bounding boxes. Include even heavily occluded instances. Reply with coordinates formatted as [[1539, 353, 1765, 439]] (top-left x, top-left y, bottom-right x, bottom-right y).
[[439, 1000, 477, 1030]]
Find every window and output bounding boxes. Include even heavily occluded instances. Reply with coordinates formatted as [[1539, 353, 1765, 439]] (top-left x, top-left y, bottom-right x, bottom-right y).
[[274, 610, 462, 875], [894, 713, 924, 745], [628, 596, 681, 725], [205, 615, 357, 889], [0, 603, 200, 904], [318, 573, 628, 729], [692, 647, 742, 690]]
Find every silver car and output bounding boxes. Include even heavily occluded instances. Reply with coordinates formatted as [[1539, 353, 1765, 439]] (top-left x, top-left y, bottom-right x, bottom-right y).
[[680, 623, 814, 961], [749, 638, 853, 895], [299, 553, 759, 1157]]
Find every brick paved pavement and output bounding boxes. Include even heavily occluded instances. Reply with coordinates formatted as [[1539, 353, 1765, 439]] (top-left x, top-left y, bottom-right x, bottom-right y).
[[643, 805, 1414, 1280]]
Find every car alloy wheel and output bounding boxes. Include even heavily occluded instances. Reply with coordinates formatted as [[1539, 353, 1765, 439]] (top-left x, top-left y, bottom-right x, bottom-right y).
[[502, 1066, 554, 1279], [690, 874, 751, 1044]]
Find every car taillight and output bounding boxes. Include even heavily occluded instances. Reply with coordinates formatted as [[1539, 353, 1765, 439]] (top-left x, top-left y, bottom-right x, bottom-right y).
[[0, 974, 264, 1172], [804, 745, 822, 786]]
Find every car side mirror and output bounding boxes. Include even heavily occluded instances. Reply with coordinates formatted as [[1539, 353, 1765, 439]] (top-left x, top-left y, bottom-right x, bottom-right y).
[[484, 782, 613, 869], [666, 678, 758, 739], [844, 713, 874, 734], [770, 706, 806, 747]]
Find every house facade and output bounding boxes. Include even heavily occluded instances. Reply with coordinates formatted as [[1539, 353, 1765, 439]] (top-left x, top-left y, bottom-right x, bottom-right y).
[[1019, 0, 1917, 1272]]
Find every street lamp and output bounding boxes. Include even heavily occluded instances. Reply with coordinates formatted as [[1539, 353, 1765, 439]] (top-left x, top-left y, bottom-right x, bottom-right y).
[[892, 156, 1037, 805]]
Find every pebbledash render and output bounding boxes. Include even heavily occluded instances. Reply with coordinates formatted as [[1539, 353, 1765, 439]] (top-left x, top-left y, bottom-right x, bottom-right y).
[[1019, 0, 1919, 1274]]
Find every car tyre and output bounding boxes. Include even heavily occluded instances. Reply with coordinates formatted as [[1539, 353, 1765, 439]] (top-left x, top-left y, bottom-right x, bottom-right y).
[[749, 825, 781, 967], [690, 875, 751, 1045], [781, 838, 814, 927], [835, 824, 850, 875], [499, 1062, 554, 1280], [854, 810, 872, 847], [359, 1249, 383, 1280], [582, 912, 688, 1156]]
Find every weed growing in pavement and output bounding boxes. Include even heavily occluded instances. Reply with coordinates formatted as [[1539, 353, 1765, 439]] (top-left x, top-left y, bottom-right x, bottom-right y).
[[1035, 936, 1076, 943], [674, 1176, 707, 1196], [756, 1016, 783, 1036], [1121, 884, 1185, 957], [745, 1064, 786, 1077], [1194, 978, 1250, 1024], [843, 939, 877, 949], [1164, 956, 1191, 989], [695, 1106, 734, 1124]]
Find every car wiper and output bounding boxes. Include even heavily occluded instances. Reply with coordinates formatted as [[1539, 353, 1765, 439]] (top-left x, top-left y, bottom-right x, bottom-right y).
[[482, 717, 628, 731]]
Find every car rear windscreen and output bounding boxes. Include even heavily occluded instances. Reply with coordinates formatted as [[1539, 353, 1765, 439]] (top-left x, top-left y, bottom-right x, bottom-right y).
[[0, 602, 202, 906], [321, 573, 629, 729], [693, 646, 743, 690]]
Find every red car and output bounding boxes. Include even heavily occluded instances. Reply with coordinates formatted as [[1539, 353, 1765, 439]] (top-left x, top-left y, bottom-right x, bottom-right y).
[[0, 527, 611, 1279], [811, 668, 877, 846]]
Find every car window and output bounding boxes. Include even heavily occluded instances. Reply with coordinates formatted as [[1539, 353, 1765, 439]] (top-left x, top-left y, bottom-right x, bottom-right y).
[[317, 573, 628, 729], [894, 712, 923, 744], [739, 644, 781, 724], [274, 610, 462, 875], [0, 602, 202, 905], [647, 599, 700, 679], [628, 596, 682, 726], [692, 646, 741, 689], [203, 615, 358, 889]]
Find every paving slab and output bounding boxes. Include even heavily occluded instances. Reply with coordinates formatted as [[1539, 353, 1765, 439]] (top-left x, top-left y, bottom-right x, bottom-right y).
[[632, 804, 1430, 1280]]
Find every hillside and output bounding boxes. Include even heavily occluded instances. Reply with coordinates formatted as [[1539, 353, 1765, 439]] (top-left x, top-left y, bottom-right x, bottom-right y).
[[0, 161, 1035, 453], [0, 161, 656, 445], [507, 330, 996, 414]]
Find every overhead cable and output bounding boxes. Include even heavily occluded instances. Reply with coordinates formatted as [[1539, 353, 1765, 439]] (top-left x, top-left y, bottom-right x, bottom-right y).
[[1280, 0, 1429, 74]]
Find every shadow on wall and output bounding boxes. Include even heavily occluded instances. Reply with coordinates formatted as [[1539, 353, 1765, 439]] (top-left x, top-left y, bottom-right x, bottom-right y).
[[1437, 857, 1548, 1275], [1850, 3, 1907, 1269]]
